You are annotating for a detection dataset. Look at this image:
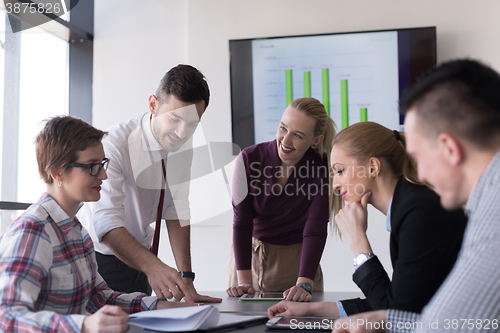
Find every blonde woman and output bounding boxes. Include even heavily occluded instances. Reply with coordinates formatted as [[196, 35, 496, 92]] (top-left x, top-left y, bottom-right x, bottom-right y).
[[269, 121, 466, 317], [227, 98, 339, 302]]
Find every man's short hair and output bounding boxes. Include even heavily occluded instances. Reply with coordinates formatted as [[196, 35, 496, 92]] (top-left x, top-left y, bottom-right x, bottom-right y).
[[155, 64, 210, 110], [401, 59, 500, 149], [35, 116, 107, 184]]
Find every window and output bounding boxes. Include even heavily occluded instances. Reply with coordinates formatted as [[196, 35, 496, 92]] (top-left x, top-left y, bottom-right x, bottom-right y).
[[0, 0, 93, 233]]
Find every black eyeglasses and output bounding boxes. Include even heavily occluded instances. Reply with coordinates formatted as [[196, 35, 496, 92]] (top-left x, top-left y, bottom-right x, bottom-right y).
[[68, 158, 110, 176]]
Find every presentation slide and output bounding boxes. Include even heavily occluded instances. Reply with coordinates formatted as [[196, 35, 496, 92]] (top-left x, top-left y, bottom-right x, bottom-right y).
[[251, 31, 400, 144]]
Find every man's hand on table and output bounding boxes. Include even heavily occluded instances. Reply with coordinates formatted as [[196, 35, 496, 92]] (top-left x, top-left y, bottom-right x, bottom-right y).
[[146, 261, 193, 303], [181, 278, 222, 303]]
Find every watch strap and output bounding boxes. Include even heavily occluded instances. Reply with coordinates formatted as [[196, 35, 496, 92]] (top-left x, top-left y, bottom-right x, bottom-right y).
[[296, 282, 313, 295], [178, 271, 195, 281]]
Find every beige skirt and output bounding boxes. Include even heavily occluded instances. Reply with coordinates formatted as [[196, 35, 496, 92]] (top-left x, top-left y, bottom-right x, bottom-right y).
[[227, 237, 324, 292]]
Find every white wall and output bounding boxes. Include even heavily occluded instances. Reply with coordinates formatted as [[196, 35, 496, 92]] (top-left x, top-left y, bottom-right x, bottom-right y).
[[93, 0, 188, 130], [94, 0, 500, 292]]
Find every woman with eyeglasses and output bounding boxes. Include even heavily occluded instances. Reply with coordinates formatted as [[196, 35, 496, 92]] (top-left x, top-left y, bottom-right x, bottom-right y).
[[0, 116, 192, 333]]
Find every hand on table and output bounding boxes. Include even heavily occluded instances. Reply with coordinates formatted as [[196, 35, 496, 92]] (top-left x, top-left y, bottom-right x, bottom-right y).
[[82, 305, 128, 333], [332, 310, 387, 333], [283, 286, 312, 302], [226, 283, 255, 297], [268, 300, 314, 318], [335, 192, 371, 245], [182, 279, 222, 303], [146, 262, 192, 303]]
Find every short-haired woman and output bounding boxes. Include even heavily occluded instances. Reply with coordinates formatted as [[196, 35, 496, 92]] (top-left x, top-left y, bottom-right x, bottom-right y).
[[0, 116, 189, 333]]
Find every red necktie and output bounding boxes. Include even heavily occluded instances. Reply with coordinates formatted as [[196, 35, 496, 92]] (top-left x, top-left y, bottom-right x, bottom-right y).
[[151, 159, 166, 256]]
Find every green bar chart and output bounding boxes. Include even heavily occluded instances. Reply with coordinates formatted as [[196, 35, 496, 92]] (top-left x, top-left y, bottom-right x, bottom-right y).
[[285, 69, 293, 105], [282, 70, 372, 129], [322, 68, 330, 116], [304, 71, 311, 97], [341, 79, 349, 129], [251, 31, 400, 144], [360, 108, 368, 122]]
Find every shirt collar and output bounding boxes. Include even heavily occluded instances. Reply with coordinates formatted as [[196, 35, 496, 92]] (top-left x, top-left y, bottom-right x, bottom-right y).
[[38, 193, 81, 234], [466, 149, 500, 216], [386, 197, 393, 232], [141, 112, 164, 152]]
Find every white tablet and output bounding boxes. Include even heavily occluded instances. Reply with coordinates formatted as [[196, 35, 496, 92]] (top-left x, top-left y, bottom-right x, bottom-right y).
[[238, 291, 284, 301], [267, 316, 338, 331]]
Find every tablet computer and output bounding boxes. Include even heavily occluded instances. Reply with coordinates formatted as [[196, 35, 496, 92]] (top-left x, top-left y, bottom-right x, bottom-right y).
[[238, 291, 284, 301], [266, 316, 338, 331]]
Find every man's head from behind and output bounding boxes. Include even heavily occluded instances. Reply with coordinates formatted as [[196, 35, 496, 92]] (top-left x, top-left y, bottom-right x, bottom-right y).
[[402, 59, 500, 209], [150, 64, 210, 152]]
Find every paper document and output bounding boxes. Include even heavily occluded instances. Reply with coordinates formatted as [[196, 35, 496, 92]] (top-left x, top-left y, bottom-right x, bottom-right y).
[[128, 305, 220, 332]]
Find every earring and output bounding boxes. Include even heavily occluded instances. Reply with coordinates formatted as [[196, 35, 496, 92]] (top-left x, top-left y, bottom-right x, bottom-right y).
[[312, 145, 316, 148], [58, 181, 62, 187]]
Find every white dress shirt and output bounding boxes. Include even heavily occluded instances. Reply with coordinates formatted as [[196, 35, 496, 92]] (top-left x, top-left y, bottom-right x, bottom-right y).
[[78, 113, 191, 255]]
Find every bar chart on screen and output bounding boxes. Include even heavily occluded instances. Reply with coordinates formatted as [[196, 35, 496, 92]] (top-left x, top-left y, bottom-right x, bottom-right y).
[[252, 31, 400, 144]]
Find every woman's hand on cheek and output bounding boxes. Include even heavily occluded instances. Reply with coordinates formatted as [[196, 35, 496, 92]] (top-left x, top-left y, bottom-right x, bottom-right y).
[[335, 191, 371, 245]]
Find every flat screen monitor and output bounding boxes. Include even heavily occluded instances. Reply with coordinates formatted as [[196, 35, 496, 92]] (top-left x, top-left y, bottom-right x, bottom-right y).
[[229, 27, 436, 150]]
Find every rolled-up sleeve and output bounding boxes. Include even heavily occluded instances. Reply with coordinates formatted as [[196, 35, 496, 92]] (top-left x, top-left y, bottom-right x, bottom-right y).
[[232, 152, 255, 271], [91, 140, 128, 242], [166, 152, 192, 222]]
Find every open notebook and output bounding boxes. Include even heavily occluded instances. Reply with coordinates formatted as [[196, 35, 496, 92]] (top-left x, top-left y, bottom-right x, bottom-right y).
[[128, 305, 267, 332]]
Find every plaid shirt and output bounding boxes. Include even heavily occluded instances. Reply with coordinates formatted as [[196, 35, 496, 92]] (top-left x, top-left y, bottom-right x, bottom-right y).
[[386, 150, 500, 333], [0, 193, 157, 333]]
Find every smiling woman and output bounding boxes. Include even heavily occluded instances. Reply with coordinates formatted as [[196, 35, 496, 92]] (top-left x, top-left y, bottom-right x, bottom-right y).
[[0, 116, 189, 333], [268, 121, 467, 320], [227, 97, 340, 302]]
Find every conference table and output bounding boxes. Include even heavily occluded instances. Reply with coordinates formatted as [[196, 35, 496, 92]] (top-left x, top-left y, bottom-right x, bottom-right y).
[[133, 291, 364, 333], [203, 290, 364, 332]]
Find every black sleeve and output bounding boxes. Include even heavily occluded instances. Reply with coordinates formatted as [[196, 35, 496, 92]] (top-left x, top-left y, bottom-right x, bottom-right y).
[[340, 297, 373, 316], [352, 183, 466, 313], [351, 256, 391, 311]]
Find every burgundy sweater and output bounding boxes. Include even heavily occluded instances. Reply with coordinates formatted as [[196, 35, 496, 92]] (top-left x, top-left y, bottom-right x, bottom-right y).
[[232, 140, 329, 280]]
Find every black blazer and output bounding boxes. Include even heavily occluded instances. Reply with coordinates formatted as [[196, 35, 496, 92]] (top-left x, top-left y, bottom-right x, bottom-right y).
[[341, 178, 467, 315]]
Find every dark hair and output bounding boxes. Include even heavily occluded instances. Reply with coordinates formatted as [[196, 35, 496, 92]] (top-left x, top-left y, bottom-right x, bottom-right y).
[[400, 59, 500, 149], [35, 116, 107, 184], [155, 64, 210, 110]]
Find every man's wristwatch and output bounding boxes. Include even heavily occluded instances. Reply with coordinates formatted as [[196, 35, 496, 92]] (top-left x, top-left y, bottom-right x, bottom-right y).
[[353, 253, 374, 267], [178, 271, 195, 281], [296, 282, 313, 295]]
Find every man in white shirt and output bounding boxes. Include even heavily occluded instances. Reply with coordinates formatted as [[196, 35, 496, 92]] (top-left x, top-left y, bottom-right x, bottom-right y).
[[79, 64, 221, 303]]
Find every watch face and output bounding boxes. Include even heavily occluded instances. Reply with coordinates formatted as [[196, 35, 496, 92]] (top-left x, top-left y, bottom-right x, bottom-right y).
[[297, 283, 312, 293], [356, 254, 368, 266], [354, 253, 373, 266]]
